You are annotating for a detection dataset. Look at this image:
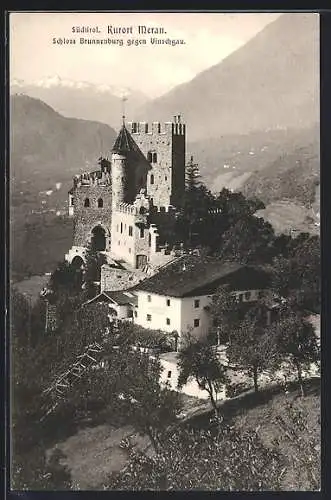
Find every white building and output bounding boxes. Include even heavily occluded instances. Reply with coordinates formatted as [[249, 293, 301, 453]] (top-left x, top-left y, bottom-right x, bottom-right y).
[[82, 290, 138, 320], [132, 256, 270, 344]]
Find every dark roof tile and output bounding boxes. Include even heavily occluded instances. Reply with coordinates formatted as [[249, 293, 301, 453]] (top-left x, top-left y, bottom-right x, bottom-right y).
[[133, 255, 270, 297]]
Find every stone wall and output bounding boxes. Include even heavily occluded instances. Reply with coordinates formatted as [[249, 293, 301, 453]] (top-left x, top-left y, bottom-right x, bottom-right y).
[[100, 264, 146, 292], [73, 184, 112, 248]]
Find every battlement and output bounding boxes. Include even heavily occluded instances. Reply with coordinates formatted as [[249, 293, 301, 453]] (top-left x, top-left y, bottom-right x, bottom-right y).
[[127, 115, 185, 137], [116, 202, 136, 215], [73, 170, 111, 188]]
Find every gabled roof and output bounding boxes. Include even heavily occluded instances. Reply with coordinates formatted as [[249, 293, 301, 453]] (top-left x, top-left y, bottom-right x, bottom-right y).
[[83, 290, 138, 307], [112, 124, 143, 155], [133, 255, 270, 298]]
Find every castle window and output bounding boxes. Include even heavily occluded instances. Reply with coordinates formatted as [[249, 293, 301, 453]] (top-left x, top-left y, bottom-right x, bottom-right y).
[[147, 151, 152, 163], [132, 122, 138, 133], [157, 123, 161, 133], [150, 174, 154, 185], [167, 371, 172, 379], [97, 198, 103, 208], [166, 318, 171, 326], [140, 227, 144, 238], [129, 226, 133, 236], [194, 319, 200, 328], [120, 222, 123, 234], [166, 299, 171, 307], [165, 175, 168, 181], [134, 310, 137, 317], [84, 198, 90, 207], [147, 295, 151, 302], [139, 207, 146, 215], [145, 124, 149, 133], [152, 152, 157, 163], [194, 299, 200, 308], [148, 233, 151, 247], [147, 314, 152, 322]]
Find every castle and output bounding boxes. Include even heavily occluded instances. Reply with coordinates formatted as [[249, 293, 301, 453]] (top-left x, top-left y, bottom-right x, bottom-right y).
[[65, 115, 186, 273]]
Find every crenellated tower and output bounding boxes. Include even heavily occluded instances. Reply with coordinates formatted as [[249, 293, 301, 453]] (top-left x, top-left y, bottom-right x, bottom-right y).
[[127, 115, 186, 209], [65, 114, 186, 272]]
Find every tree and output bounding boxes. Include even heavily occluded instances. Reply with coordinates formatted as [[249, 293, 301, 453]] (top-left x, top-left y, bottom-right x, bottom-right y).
[[227, 306, 280, 392], [83, 242, 106, 299], [185, 155, 202, 191], [219, 215, 276, 264], [208, 284, 242, 345], [270, 309, 319, 397], [105, 424, 285, 491], [111, 351, 182, 453], [177, 336, 229, 415], [272, 233, 320, 312]]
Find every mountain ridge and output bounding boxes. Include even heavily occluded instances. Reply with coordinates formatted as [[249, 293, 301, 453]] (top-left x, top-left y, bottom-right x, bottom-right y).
[[134, 13, 319, 142]]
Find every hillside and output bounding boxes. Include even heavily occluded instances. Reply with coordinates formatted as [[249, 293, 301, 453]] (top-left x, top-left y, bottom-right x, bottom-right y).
[[10, 94, 117, 280], [10, 77, 149, 129], [242, 140, 320, 207], [188, 126, 318, 193], [135, 13, 319, 142]]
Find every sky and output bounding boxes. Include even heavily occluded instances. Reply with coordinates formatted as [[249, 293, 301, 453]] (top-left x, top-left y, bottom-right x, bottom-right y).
[[10, 12, 281, 98]]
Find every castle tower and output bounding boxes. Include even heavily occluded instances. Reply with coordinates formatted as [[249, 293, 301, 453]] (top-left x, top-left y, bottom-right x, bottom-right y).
[[127, 115, 186, 209]]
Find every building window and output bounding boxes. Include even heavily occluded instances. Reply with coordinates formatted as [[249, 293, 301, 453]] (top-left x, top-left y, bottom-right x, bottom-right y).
[[147, 295, 151, 302], [127, 310, 133, 318], [150, 174, 154, 185], [97, 198, 103, 208], [134, 310, 138, 318], [148, 233, 151, 247], [166, 318, 171, 325], [194, 299, 200, 308], [140, 227, 144, 238], [132, 122, 138, 133], [129, 226, 133, 236], [165, 175, 168, 181], [157, 123, 161, 133], [245, 291, 251, 301], [152, 152, 157, 163], [147, 151, 152, 163], [145, 123, 149, 133], [167, 371, 172, 379], [147, 314, 152, 322], [166, 299, 171, 306], [120, 222, 123, 234], [194, 319, 200, 328], [84, 198, 90, 207]]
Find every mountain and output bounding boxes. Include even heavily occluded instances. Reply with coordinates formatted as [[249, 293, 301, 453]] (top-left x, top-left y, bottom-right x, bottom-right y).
[[10, 94, 117, 280], [135, 13, 319, 142], [10, 76, 149, 129], [11, 94, 117, 184]]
